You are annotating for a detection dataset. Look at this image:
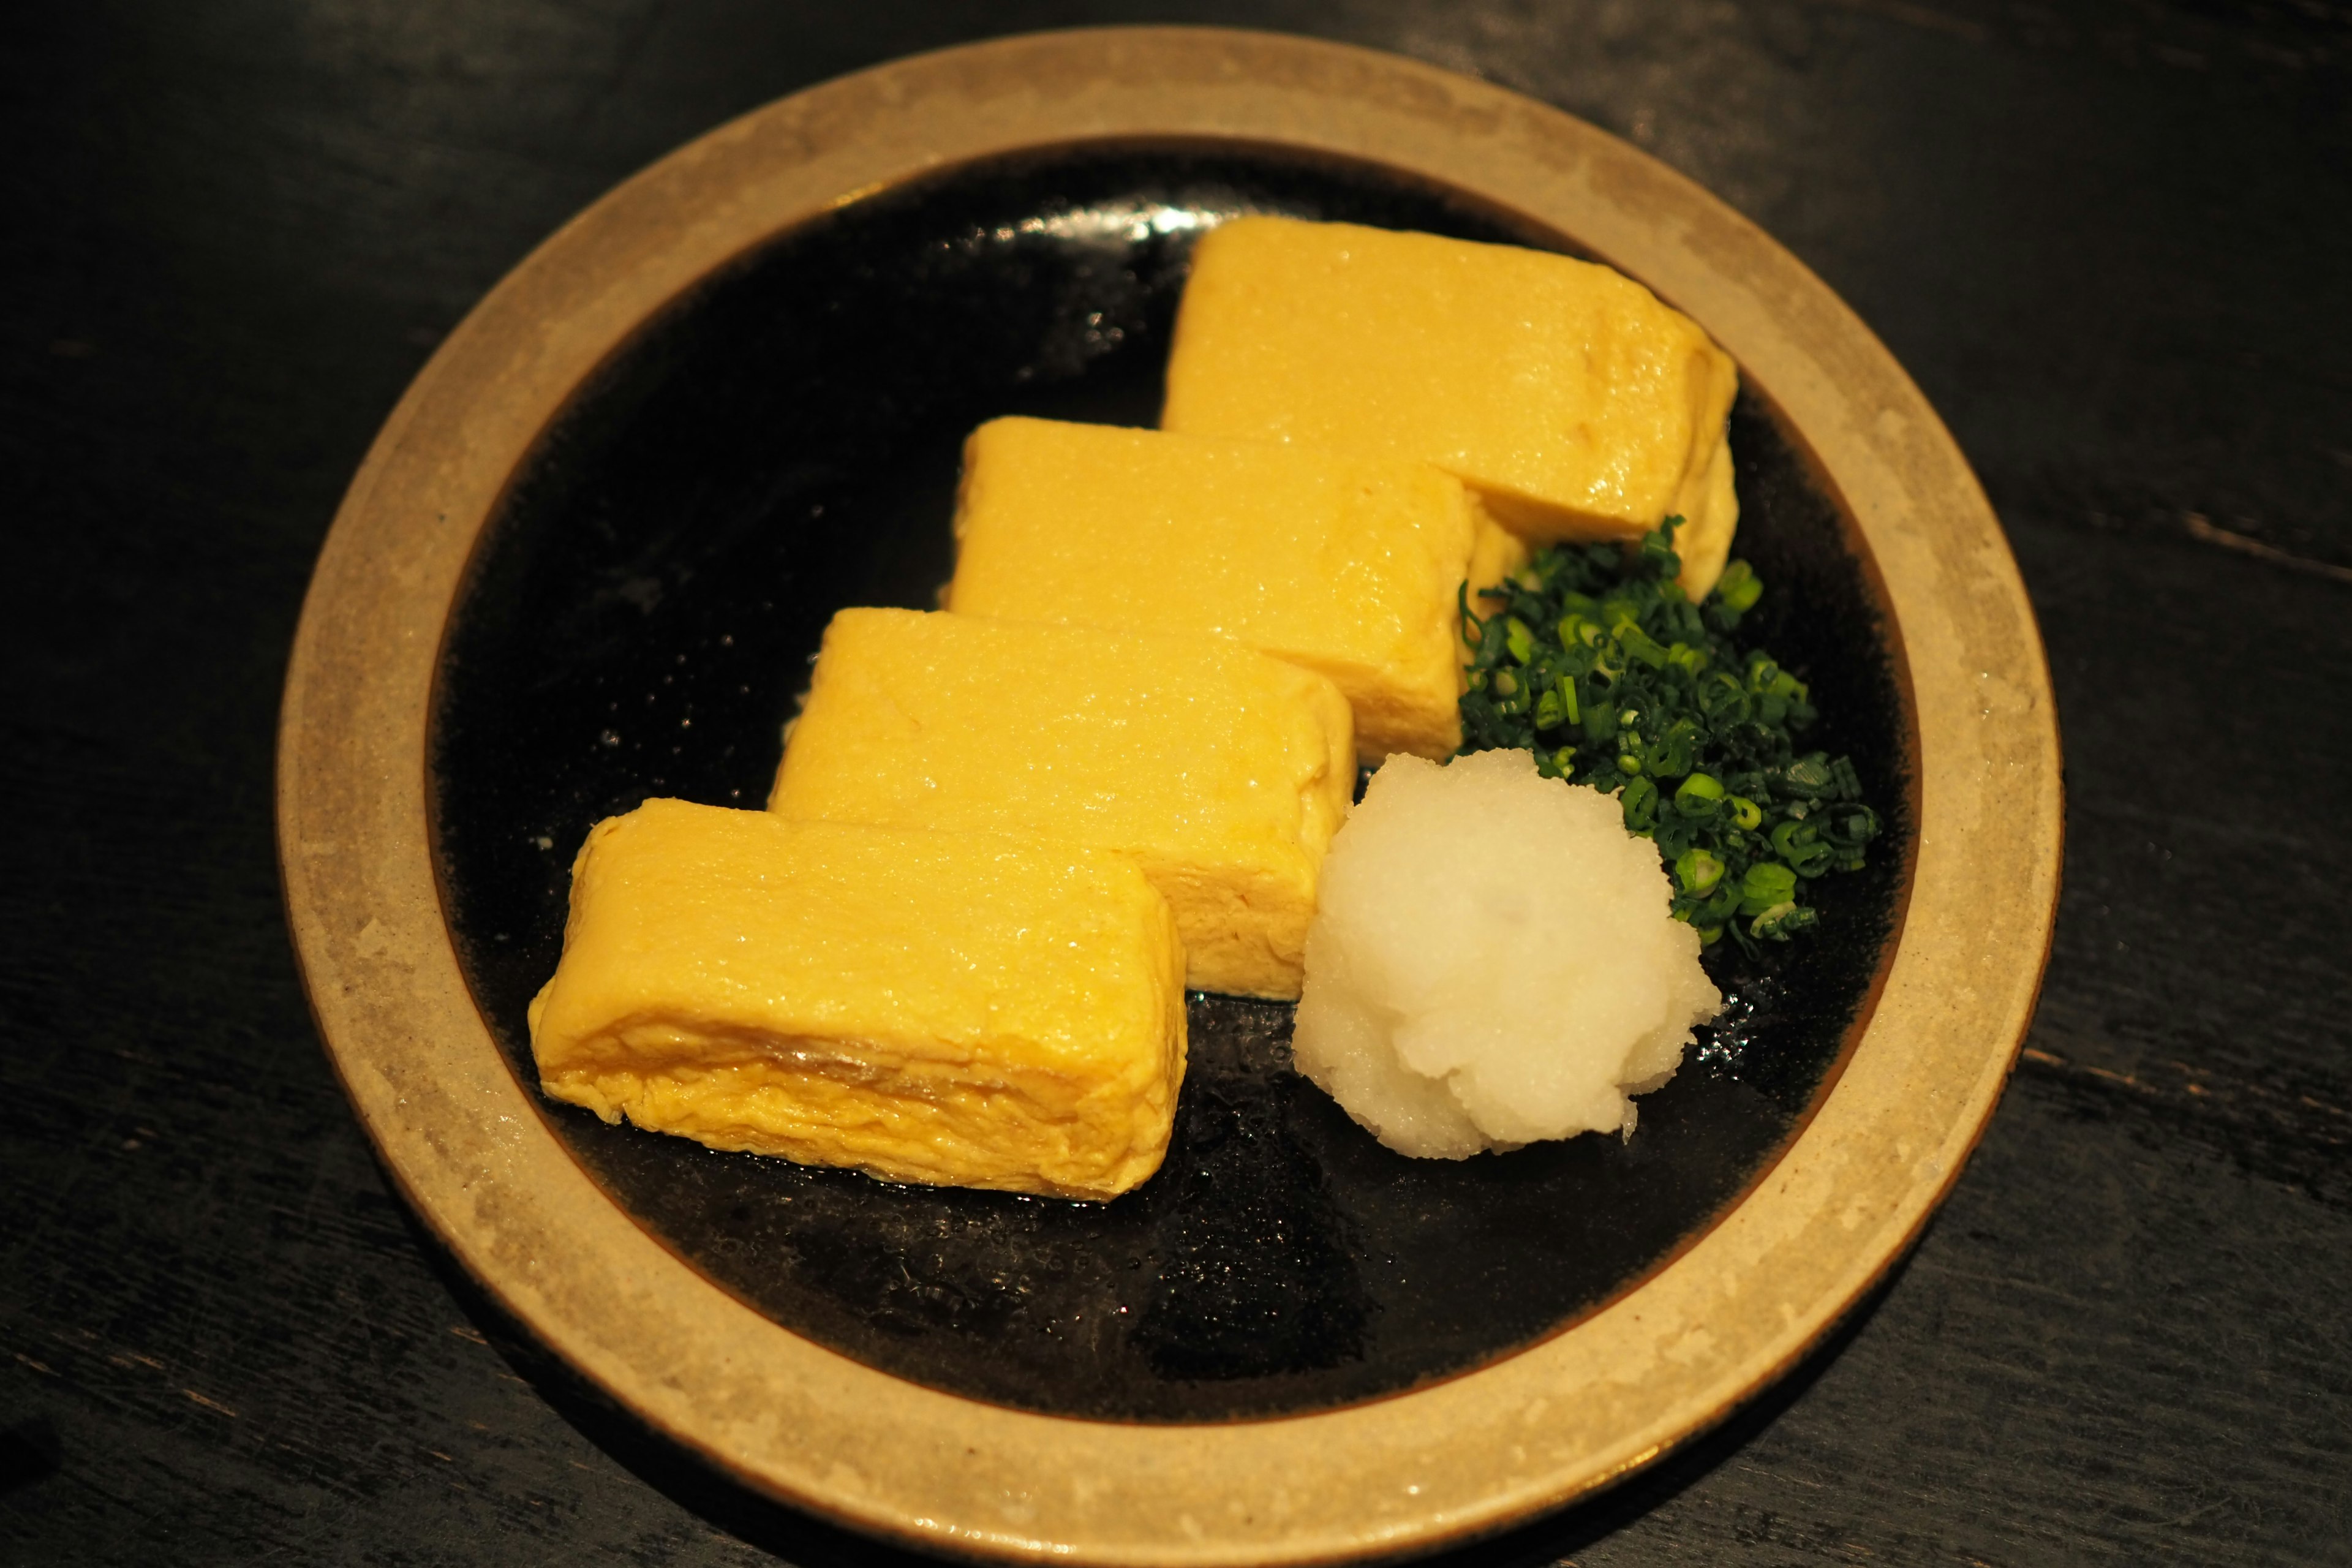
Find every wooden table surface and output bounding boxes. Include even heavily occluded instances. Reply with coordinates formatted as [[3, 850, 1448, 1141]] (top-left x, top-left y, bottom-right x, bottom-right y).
[[5, 3, 2348, 1564]]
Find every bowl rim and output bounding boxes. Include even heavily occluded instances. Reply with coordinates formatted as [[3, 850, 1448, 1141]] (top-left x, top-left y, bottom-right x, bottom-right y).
[[276, 25, 2061, 1566]]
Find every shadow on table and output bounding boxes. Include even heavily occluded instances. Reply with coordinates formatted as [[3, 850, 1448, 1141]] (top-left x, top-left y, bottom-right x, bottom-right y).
[[409, 1202, 1912, 1567]]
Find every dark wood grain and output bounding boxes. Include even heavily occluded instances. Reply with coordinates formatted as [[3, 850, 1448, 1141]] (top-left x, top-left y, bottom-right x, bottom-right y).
[[3, 1, 2347, 1563]]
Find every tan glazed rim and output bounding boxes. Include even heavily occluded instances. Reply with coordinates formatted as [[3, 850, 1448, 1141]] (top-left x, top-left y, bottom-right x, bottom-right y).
[[276, 27, 2062, 1567]]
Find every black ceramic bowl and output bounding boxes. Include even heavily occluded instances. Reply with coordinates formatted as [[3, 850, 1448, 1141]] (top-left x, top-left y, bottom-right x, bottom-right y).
[[284, 31, 2057, 1561], [428, 143, 1910, 1425]]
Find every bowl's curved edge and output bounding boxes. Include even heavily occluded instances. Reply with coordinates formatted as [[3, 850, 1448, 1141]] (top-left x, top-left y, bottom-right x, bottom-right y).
[[276, 25, 2062, 1567]]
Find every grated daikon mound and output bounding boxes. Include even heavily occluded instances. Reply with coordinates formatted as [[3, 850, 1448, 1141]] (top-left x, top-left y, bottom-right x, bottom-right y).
[[1294, 747, 1722, 1158]]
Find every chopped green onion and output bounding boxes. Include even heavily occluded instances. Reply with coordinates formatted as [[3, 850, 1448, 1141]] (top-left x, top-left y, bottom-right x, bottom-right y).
[[1458, 516, 1880, 952], [1714, 560, 1763, 615], [1739, 861, 1798, 913], [1675, 772, 1725, 818], [1615, 622, 1670, 668], [1751, 902, 1819, 941], [1675, 847, 1727, 895], [1620, 775, 1659, 831]]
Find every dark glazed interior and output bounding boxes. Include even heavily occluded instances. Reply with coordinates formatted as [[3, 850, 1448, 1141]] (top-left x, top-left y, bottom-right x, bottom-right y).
[[428, 145, 1913, 1423]]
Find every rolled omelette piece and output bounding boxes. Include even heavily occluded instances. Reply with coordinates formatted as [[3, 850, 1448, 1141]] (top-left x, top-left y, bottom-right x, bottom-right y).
[[946, 415, 1524, 763], [769, 607, 1355, 1001], [1159, 216, 1741, 598], [527, 799, 1187, 1200]]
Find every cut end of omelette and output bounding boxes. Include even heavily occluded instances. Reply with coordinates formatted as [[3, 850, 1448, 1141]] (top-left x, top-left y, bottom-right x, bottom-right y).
[[1160, 215, 1741, 598], [946, 415, 1475, 762], [769, 607, 1354, 1001], [526, 801, 1188, 1201]]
